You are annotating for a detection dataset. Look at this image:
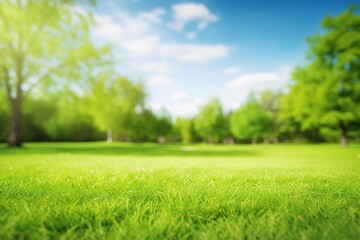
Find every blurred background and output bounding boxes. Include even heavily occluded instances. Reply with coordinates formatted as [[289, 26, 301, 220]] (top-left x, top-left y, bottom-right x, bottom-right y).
[[0, 0, 359, 147]]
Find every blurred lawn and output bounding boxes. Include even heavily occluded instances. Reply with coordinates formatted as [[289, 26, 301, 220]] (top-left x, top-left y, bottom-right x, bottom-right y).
[[0, 143, 359, 239]]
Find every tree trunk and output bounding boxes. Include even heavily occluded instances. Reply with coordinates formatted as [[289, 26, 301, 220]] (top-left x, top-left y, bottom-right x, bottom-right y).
[[8, 99, 22, 147], [119, 133, 127, 142], [107, 128, 113, 143], [158, 136, 166, 144], [252, 138, 257, 145], [339, 121, 348, 147]]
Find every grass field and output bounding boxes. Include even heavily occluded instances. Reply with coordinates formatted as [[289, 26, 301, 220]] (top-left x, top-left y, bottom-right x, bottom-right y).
[[0, 142, 360, 239]]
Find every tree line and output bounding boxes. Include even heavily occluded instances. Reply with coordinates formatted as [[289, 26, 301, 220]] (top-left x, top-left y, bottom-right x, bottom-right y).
[[0, 1, 359, 147], [1, 87, 359, 146]]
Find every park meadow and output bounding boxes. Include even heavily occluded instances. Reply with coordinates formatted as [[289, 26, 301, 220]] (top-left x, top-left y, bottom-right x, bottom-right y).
[[1, 142, 360, 239], [1, 0, 360, 239]]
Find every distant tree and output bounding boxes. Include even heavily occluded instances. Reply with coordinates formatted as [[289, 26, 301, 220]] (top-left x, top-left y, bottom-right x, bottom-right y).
[[194, 98, 226, 143], [21, 97, 55, 141], [174, 117, 194, 144], [258, 90, 281, 114], [222, 111, 235, 144], [131, 109, 158, 142], [0, 92, 10, 142], [154, 109, 173, 143], [41, 93, 102, 141], [280, 90, 325, 143], [0, 0, 105, 147], [258, 90, 282, 143], [230, 99, 271, 144], [284, 6, 360, 147], [86, 73, 146, 143], [128, 109, 173, 143]]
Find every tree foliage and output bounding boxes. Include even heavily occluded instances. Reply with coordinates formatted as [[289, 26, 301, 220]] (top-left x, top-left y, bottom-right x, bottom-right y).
[[0, 0, 106, 146], [85, 73, 146, 142], [230, 99, 271, 143], [174, 117, 194, 144], [194, 98, 226, 143], [283, 6, 360, 146], [194, 98, 225, 143]]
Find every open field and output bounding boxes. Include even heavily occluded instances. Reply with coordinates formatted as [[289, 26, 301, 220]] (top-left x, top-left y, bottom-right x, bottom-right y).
[[0, 143, 360, 239]]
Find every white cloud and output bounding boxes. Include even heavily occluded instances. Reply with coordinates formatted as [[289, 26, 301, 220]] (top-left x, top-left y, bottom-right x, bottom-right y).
[[229, 101, 241, 110], [93, 13, 229, 63], [224, 66, 241, 76], [137, 61, 173, 74], [72, 5, 88, 16], [197, 21, 209, 30], [138, 8, 166, 24], [147, 101, 163, 112], [124, 19, 149, 33], [168, 3, 218, 31], [147, 75, 172, 86], [148, 97, 205, 117], [167, 98, 205, 117], [169, 102, 199, 117], [93, 15, 124, 42], [125, 41, 229, 63], [123, 35, 160, 55], [171, 91, 189, 102], [162, 44, 229, 62], [224, 71, 291, 109], [227, 73, 280, 89], [185, 31, 197, 40]]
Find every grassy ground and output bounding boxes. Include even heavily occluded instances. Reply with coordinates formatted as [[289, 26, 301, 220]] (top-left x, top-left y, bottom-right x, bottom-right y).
[[0, 142, 359, 239]]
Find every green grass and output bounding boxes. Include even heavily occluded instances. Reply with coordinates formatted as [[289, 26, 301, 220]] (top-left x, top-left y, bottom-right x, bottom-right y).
[[0, 142, 360, 239]]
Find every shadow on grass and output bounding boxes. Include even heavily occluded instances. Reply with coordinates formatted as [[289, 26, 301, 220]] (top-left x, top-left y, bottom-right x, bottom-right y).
[[0, 142, 262, 157]]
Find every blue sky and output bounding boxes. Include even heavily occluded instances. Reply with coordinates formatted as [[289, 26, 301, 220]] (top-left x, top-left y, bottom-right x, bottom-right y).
[[91, 0, 356, 117]]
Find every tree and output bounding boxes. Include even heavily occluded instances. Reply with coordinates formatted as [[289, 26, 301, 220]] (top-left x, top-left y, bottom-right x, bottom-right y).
[[230, 99, 271, 144], [284, 6, 360, 147], [0, 91, 10, 142], [174, 117, 194, 144], [126, 108, 158, 142], [42, 93, 103, 141], [86, 73, 146, 143], [124, 108, 173, 143], [0, 0, 102, 147], [194, 98, 226, 143], [280, 89, 325, 143], [222, 111, 235, 144], [258, 90, 282, 143], [153, 109, 173, 143]]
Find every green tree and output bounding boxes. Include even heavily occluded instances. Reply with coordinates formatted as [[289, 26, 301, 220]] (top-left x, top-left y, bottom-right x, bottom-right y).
[[230, 99, 271, 144], [128, 109, 158, 142], [0, 92, 10, 142], [125, 109, 173, 143], [154, 109, 173, 143], [280, 90, 325, 143], [194, 98, 226, 143], [86, 73, 146, 143], [258, 90, 282, 143], [174, 117, 194, 144], [0, 0, 102, 147], [222, 112, 235, 144], [43, 93, 102, 141], [284, 6, 360, 147]]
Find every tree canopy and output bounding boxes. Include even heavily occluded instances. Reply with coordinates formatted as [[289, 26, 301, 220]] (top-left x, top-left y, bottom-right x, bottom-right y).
[[282, 6, 360, 146], [0, 0, 107, 146], [230, 99, 271, 144], [85, 73, 146, 143], [194, 98, 226, 143]]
